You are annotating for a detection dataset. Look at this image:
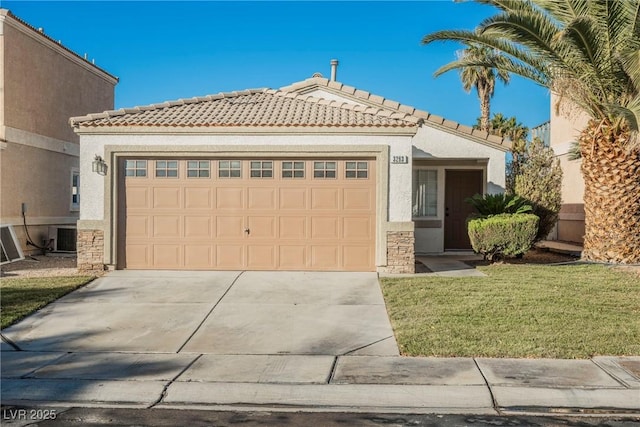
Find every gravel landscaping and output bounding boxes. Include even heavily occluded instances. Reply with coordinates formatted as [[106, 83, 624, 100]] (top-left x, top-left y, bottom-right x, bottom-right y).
[[0, 255, 85, 278]]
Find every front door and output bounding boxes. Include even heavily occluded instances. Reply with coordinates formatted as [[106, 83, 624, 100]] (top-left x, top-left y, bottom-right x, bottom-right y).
[[444, 170, 483, 250]]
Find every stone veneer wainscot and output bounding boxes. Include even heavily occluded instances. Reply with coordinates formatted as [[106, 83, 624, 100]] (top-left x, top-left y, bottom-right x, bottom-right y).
[[386, 231, 415, 274], [77, 229, 104, 272]]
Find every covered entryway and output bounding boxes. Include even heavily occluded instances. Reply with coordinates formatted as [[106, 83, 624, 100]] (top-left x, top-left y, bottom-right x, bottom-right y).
[[118, 158, 376, 271], [444, 170, 483, 250]]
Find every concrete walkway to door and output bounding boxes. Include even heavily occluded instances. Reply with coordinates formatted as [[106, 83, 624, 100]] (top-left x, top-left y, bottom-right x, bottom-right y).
[[1, 270, 399, 356]]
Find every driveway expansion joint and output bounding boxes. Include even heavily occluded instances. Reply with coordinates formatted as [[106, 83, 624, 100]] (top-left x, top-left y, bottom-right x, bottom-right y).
[[176, 271, 245, 353], [341, 335, 394, 356], [147, 353, 203, 409], [1, 333, 22, 351], [473, 357, 501, 415]]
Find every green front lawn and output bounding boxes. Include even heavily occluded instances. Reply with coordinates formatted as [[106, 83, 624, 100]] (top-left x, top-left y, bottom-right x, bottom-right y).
[[380, 264, 640, 359], [1, 276, 94, 329]]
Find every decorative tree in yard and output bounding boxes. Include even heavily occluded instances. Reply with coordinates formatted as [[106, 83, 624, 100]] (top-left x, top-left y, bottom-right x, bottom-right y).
[[434, 43, 510, 132], [515, 138, 563, 242], [423, 0, 640, 264], [475, 113, 529, 194]]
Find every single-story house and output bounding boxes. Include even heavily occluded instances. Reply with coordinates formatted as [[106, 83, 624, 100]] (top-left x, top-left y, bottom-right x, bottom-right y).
[[70, 67, 509, 274]]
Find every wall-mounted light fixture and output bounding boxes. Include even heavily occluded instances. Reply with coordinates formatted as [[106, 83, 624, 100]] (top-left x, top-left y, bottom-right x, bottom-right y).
[[92, 155, 108, 175]]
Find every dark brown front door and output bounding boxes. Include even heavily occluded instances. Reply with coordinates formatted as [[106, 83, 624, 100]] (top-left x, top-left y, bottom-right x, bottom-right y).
[[444, 170, 483, 250]]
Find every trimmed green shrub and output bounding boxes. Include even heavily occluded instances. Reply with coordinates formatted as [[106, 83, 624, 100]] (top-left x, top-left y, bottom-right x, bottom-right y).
[[468, 213, 539, 262], [465, 193, 533, 217]]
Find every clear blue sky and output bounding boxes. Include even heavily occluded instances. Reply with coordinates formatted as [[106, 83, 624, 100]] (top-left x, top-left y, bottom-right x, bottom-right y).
[[5, 1, 550, 130]]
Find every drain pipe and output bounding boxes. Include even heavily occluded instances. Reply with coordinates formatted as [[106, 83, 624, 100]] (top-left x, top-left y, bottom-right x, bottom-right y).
[[330, 59, 338, 81]]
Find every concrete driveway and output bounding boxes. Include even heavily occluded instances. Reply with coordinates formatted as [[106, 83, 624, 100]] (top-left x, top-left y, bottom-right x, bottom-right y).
[[2, 271, 399, 356]]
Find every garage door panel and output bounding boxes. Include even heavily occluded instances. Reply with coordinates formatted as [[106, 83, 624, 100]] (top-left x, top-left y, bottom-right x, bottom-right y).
[[247, 245, 276, 269], [216, 216, 244, 238], [184, 245, 214, 269], [126, 216, 149, 238], [311, 217, 339, 239], [343, 245, 372, 270], [279, 216, 306, 239], [248, 188, 276, 210], [125, 245, 150, 268], [247, 216, 276, 239], [311, 245, 340, 269], [216, 245, 244, 269], [126, 187, 150, 209], [279, 246, 306, 269], [184, 216, 213, 238], [311, 188, 340, 210], [343, 217, 373, 239], [343, 188, 373, 210], [153, 216, 181, 238], [185, 187, 213, 209], [217, 188, 244, 209], [279, 188, 307, 209], [153, 244, 181, 268], [153, 187, 181, 209]]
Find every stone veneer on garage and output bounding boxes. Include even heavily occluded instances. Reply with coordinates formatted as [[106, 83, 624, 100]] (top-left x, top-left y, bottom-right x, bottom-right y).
[[386, 231, 415, 274], [77, 229, 105, 272]]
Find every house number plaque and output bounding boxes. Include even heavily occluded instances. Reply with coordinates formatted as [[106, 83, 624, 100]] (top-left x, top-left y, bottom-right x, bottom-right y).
[[391, 155, 409, 164]]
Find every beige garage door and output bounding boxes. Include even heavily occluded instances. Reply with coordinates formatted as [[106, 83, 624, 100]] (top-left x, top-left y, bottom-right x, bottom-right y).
[[119, 158, 376, 271]]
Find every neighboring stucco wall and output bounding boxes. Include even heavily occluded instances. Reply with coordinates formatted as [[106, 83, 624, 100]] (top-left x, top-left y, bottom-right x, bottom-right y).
[[550, 93, 588, 244], [1, 16, 115, 143], [412, 126, 507, 253], [77, 131, 414, 270], [0, 11, 116, 254]]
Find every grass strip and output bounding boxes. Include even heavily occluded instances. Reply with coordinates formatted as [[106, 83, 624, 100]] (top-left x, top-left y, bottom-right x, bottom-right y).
[[1, 276, 94, 329], [380, 264, 640, 358]]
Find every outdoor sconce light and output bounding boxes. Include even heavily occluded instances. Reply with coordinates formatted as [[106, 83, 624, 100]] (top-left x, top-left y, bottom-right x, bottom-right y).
[[92, 155, 108, 175]]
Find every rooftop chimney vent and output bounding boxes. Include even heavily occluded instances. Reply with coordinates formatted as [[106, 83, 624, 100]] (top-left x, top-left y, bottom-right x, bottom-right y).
[[330, 59, 338, 82]]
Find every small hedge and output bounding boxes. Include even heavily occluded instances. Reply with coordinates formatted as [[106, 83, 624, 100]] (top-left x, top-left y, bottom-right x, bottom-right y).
[[468, 213, 539, 262]]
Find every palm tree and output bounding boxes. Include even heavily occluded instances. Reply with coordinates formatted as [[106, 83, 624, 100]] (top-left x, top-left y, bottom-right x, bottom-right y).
[[435, 44, 510, 132], [478, 113, 529, 193], [423, 0, 640, 264]]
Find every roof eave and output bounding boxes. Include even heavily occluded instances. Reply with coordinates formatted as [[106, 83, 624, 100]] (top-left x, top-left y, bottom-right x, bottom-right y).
[[72, 125, 419, 136]]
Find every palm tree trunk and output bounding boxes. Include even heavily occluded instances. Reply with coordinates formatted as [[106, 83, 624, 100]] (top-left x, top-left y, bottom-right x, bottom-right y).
[[579, 120, 640, 263], [478, 86, 491, 132]]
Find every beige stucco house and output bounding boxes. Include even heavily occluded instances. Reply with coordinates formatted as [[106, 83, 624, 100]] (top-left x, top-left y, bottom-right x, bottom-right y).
[[71, 69, 510, 274], [548, 93, 590, 244], [0, 9, 117, 256]]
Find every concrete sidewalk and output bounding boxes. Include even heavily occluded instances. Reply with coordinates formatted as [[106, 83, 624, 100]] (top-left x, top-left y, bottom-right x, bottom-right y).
[[2, 349, 639, 416]]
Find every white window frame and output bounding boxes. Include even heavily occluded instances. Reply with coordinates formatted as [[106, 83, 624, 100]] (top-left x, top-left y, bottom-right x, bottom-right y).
[[70, 168, 80, 212], [412, 168, 438, 218]]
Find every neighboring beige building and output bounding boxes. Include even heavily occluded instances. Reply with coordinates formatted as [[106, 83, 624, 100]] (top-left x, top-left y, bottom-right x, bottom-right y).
[[549, 93, 590, 244], [0, 9, 117, 255]]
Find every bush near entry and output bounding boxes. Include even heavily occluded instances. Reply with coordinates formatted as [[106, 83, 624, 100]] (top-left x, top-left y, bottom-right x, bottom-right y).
[[468, 213, 539, 262]]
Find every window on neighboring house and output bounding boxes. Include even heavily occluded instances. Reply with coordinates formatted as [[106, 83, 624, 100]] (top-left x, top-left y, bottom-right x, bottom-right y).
[[125, 160, 147, 177], [218, 160, 241, 178], [250, 161, 273, 178], [412, 169, 437, 217], [155, 160, 178, 178], [282, 161, 305, 178], [313, 161, 336, 178], [345, 161, 368, 179], [187, 160, 210, 178], [71, 169, 80, 211]]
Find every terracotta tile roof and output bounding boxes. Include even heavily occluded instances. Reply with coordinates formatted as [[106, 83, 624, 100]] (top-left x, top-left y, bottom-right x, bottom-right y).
[[280, 77, 510, 149], [70, 89, 421, 129]]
